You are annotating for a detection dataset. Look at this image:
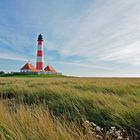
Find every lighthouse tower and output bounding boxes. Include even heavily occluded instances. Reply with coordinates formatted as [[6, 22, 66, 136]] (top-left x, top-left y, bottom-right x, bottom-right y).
[[36, 34, 44, 71]]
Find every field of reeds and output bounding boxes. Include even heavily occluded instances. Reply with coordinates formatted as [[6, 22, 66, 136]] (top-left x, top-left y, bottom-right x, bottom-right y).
[[0, 77, 140, 139]]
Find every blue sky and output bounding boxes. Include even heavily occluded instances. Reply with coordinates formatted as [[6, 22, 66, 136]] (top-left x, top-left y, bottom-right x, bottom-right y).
[[0, 0, 140, 77]]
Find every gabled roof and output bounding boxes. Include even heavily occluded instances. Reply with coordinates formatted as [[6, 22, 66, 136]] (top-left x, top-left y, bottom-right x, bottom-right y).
[[44, 65, 57, 73], [20, 62, 37, 72]]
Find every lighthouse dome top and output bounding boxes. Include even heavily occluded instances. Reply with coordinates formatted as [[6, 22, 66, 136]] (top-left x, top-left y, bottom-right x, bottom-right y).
[[38, 34, 43, 41]]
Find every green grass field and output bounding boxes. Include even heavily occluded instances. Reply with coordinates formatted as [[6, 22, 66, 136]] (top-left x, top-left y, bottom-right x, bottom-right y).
[[0, 77, 140, 139], [0, 73, 65, 78]]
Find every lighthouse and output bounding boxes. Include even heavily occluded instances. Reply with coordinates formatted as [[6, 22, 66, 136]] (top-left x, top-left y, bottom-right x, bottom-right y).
[[36, 34, 44, 71], [20, 34, 61, 75]]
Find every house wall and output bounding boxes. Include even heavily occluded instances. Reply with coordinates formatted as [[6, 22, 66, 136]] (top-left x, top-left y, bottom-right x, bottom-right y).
[[20, 69, 32, 73]]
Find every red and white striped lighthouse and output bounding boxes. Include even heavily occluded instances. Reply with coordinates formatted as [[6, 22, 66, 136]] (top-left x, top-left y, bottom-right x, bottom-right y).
[[36, 34, 44, 71]]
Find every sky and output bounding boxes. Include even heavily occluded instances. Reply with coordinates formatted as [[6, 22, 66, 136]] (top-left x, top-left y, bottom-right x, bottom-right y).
[[0, 0, 140, 77]]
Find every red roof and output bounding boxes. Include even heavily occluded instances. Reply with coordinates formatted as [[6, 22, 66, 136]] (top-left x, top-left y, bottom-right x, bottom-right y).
[[44, 65, 57, 73], [20, 63, 37, 72]]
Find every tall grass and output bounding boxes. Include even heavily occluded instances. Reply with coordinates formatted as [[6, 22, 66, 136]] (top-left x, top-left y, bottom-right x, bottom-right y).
[[0, 101, 86, 140], [0, 77, 140, 138]]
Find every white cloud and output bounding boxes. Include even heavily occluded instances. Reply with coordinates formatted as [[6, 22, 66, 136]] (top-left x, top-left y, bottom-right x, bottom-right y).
[[48, 0, 140, 67], [0, 52, 27, 61], [49, 60, 112, 70], [0, 0, 140, 76]]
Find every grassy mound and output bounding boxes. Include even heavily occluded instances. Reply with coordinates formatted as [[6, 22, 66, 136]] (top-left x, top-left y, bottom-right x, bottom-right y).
[[0, 73, 65, 78]]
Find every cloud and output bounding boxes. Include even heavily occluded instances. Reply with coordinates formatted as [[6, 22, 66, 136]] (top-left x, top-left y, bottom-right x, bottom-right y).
[[47, 0, 140, 67], [0, 0, 140, 76], [0, 52, 27, 61], [49, 60, 113, 70], [99, 41, 140, 64]]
